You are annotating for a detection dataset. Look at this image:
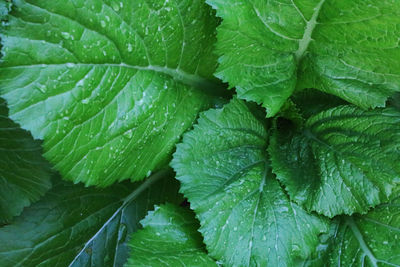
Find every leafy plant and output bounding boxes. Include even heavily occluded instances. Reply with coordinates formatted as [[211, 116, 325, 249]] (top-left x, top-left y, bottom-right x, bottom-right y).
[[0, 0, 399, 266]]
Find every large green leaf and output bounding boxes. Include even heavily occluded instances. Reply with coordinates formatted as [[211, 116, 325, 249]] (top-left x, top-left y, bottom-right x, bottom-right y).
[[0, 170, 182, 267], [0, 98, 51, 224], [172, 98, 329, 266], [208, 0, 400, 116], [270, 105, 400, 217], [126, 203, 216, 267], [0, 0, 221, 186], [326, 197, 400, 266]]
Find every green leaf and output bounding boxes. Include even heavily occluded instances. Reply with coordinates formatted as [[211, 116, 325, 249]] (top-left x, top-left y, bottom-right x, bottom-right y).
[[172, 98, 329, 266], [208, 0, 400, 116], [126, 203, 217, 267], [0, 170, 182, 267], [0, 98, 52, 224], [270, 105, 400, 217], [326, 197, 400, 266], [0, 0, 221, 186]]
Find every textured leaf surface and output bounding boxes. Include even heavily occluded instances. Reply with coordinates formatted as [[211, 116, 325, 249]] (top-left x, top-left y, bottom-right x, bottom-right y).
[[0, 171, 181, 267], [172, 98, 329, 266], [208, 0, 400, 116], [0, 98, 51, 223], [126, 203, 216, 267], [270, 105, 400, 217], [0, 0, 220, 186], [326, 197, 400, 266]]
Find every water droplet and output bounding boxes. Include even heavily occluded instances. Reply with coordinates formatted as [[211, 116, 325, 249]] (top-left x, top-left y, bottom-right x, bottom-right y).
[[123, 129, 133, 139], [111, 2, 120, 11], [36, 84, 47, 93], [100, 20, 106, 28], [61, 32, 70, 39], [127, 43, 133, 52]]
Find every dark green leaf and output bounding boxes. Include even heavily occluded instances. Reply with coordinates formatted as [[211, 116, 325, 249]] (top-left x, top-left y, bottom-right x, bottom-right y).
[[0, 170, 181, 267], [291, 88, 347, 119], [0, 98, 51, 223]]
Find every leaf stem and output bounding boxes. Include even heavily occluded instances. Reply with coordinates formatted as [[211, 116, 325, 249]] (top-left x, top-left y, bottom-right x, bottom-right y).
[[122, 169, 169, 207]]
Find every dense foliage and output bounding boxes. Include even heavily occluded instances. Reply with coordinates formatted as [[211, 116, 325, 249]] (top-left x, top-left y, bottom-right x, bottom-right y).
[[0, 0, 399, 266]]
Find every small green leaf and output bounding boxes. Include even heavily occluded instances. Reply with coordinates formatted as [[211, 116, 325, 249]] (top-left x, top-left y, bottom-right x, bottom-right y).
[[0, 98, 51, 224], [172, 98, 329, 266], [270, 105, 400, 217], [327, 197, 400, 266], [0, 0, 221, 186], [208, 0, 400, 116], [0, 170, 182, 267], [126, 203, 217, 267]]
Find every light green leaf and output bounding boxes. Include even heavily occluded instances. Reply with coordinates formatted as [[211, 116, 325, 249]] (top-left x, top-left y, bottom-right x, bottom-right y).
[[208, 0, 400, 116], [326, 197, 400, 266], [270, 105, 400, 217], [0, 0, 221, 186], [126, 203, 217, 267], [0, 170, 182, 267], [0, 98, 52, 224], [172, 98, 329, 266]]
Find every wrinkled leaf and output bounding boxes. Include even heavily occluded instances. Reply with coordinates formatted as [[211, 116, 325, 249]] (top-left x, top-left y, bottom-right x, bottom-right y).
[[172, 98, 329, 266], [0, 98, 51, 223], [0, 170, 182, 267], [208, 0, 400, 116], [126, 203, 216, 267], [0, 0, 220, 186], [270, 105, 400, 217]]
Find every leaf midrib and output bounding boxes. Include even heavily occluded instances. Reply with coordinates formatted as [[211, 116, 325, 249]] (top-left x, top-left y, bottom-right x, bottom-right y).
[[1, 62, 221, 92], [294, 0, 326, 62], [67, 170, 166, 267]]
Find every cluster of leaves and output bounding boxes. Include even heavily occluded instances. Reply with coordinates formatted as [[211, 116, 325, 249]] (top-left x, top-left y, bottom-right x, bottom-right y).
[[0, 0, 399, 266]]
